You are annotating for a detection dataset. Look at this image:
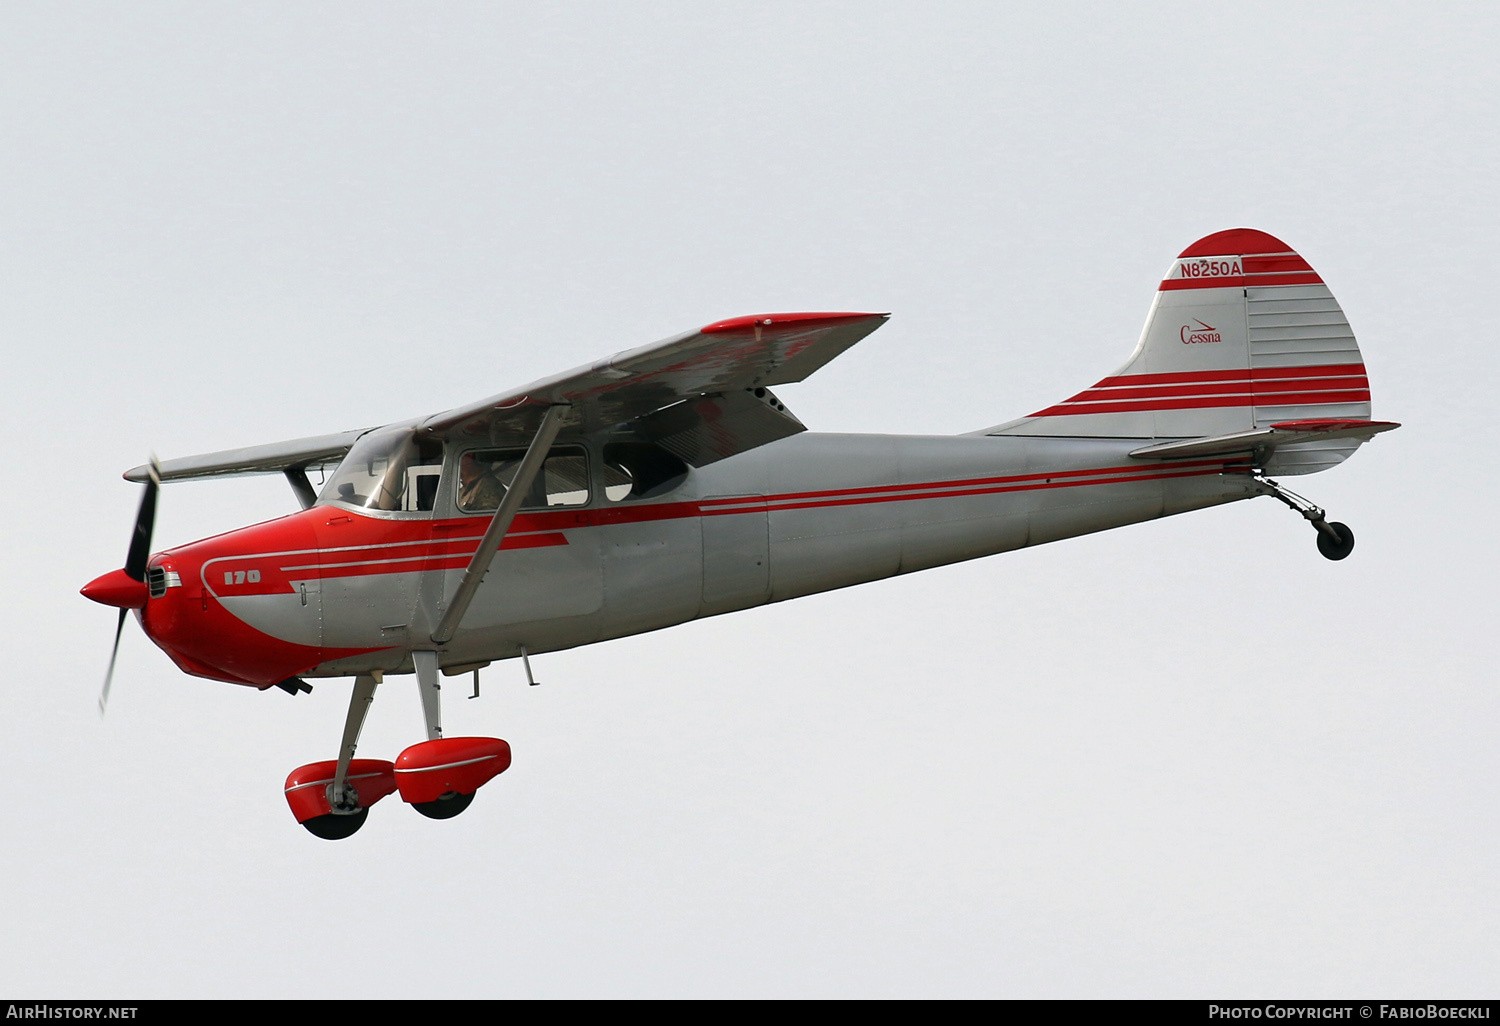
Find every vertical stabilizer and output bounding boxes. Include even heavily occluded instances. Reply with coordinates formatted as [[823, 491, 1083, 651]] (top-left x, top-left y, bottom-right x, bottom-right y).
[[985, 229, 1373, 473]]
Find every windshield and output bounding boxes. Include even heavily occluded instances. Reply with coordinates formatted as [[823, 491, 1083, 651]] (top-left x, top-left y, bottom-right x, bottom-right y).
[[318, 427, 443, 512]]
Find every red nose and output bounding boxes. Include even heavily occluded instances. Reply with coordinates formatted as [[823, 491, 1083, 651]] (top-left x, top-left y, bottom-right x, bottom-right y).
[[81, 568, 148, 609]]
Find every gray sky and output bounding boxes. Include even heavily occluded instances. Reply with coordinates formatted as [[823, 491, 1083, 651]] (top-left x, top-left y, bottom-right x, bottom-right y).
[[2, 2, 1496, 998]]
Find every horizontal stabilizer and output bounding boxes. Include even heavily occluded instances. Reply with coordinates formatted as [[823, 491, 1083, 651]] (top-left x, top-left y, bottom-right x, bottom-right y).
[[1128, 418, 1399, 462]]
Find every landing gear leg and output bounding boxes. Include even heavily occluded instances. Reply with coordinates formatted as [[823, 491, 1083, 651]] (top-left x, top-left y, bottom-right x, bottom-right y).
[[407, 649, 477, 820], [1258, 477, 1355, 561], [300, 672, 381, 839], [414, 650, 442, 741]]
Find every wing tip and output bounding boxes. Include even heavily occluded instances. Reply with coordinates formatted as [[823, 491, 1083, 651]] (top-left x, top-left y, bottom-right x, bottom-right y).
[[700, 311, 889, 335]]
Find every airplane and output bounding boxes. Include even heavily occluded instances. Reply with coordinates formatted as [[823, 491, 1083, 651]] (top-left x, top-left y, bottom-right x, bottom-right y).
[[82, 228, 1398, 840]]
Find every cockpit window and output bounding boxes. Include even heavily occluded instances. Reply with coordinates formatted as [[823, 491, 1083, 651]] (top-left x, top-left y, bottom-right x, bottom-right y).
[[457, 446, 590, 513], [318, 428, 443, 512]]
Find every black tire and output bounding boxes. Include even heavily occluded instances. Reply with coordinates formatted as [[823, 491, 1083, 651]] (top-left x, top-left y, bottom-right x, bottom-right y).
[[412, 790, 475, 820], [301, 808, 368, 840], [1316, 521, 1355, 561]]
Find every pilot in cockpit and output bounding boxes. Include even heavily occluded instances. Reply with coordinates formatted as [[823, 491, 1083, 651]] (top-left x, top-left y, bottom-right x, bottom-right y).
[[458, 452, 508, 512]]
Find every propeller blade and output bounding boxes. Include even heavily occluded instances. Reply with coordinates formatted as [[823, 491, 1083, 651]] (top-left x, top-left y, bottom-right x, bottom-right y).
[[98, 607, 128, 716], [104, 456, 160, 716], [123, 457, 160, 582]]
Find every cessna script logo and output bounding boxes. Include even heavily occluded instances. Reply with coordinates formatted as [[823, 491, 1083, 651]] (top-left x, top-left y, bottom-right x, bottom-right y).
[[1180, 319, 1221, 344]]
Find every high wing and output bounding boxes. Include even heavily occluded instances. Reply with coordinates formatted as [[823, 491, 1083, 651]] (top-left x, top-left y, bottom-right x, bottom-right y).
[[422, 311, 888, 463], [125, 428, 375, 483], [126, 311, 888, 482]]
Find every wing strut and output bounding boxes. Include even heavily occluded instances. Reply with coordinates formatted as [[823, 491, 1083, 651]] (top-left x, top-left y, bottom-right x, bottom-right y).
[[430, 404, 568, 645], [284, 468, 317, 509]]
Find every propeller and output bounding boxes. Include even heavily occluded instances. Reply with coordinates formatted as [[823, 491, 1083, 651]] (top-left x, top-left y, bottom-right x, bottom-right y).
[[96, 457, 160, 716], [99, 608, 129, 716]]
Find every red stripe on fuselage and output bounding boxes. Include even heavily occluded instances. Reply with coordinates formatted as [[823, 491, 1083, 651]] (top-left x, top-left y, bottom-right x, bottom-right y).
[[700, 464, 1245, 517], [1088, 364, 1366, 389], [697, 457, 1239, 510], [1031, 364, 1370, 417], [1062, 375, 1369, 404], [292, 532, 569, 580], [1033, 390, 1370, 418]]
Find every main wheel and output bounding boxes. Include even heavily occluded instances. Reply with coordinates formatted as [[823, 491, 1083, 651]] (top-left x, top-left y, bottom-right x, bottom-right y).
[[412, 790, 475, 820], [1316, 521, 1355, 561], [302, 807, 368, 840]]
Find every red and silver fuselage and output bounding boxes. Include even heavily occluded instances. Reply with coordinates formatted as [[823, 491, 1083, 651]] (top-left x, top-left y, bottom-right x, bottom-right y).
[[120, 431, 1259, 688]]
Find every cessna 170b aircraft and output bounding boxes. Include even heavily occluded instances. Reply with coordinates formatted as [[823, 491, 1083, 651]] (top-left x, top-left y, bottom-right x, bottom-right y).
[[83, 228, 1398, 839]]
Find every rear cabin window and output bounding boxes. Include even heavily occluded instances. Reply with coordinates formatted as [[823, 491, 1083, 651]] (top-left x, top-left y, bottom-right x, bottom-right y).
[[457, 446, 590, 513], [602, 443, 689, 501]]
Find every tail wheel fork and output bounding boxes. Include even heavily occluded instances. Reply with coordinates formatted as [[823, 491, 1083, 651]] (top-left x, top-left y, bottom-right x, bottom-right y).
[[1257, 476, 1356, 561]]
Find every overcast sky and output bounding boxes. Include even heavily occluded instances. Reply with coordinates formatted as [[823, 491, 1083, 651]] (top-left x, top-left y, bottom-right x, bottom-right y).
[[3, 2, 1496, 998]]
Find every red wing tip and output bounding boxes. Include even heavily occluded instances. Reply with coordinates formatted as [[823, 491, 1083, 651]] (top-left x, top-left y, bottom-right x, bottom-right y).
[[1269, 419, 1401, 432], [701, 311, 889, 335], [1179, 228, 1295, 258]]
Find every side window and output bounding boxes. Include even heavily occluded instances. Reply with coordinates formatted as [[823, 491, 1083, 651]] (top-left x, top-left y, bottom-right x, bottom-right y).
[[457, 446, 590, 513], [602, 443, 689, 501], [406, 466, 443, 512]]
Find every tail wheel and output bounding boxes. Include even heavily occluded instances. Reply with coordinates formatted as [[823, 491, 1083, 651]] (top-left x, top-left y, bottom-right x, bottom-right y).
[[412, 790, 475, 820], [301, 808, 368, 840], [1316, 521, 1355, 561]]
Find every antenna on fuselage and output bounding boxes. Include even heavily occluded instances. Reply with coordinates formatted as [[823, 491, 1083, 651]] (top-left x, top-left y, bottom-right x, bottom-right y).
[[520, 645, 541, 687]]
